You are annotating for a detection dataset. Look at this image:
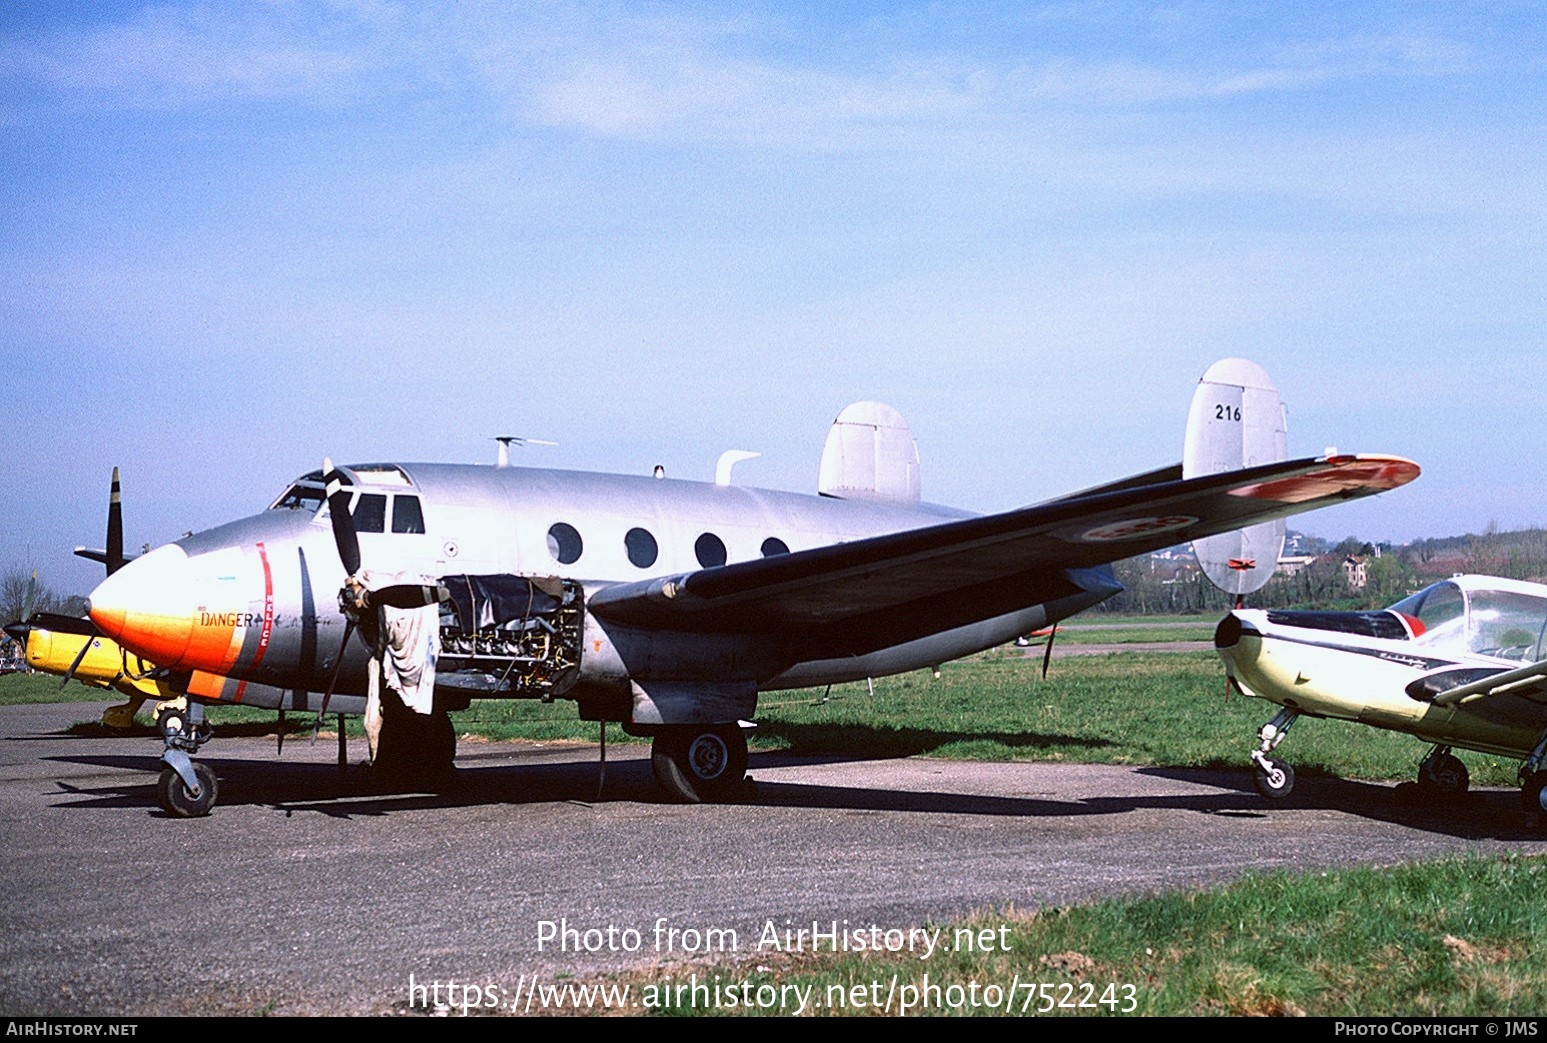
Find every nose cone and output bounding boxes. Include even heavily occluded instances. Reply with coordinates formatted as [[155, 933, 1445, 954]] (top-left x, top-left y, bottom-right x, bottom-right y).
[[1214, 612, 1244, 650], [89, 543, 197, 668]]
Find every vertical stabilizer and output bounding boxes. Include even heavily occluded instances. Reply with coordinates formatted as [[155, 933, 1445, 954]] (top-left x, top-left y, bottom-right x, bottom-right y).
[[1184, 359, 1288, 597], [818, 402, 921, 505]]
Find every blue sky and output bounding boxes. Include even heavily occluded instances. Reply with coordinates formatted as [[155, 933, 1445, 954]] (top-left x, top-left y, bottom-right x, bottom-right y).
[[3, 2, 1544, 597]]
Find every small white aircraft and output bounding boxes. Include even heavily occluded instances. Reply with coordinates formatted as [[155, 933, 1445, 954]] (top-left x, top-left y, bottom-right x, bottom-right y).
[[81, 361, 1418, 815], [1216, 573, 1547, 814]]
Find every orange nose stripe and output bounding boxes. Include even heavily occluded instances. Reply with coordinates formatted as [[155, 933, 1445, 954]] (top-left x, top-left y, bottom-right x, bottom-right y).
[[96, 611, 193, 669]]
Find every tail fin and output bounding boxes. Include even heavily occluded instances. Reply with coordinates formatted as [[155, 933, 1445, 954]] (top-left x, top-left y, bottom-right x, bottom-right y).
[[1184, 358, 1288, 597], [817, 401, 921, 505]]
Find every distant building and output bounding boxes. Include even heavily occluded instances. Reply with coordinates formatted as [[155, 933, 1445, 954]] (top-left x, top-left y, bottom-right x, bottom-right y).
[[1275, 554, 1318, 577], [1342, 555, 1368, 590]]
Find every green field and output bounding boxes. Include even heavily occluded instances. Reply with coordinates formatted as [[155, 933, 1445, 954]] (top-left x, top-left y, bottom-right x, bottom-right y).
[[0, 649, 1520, 786], [600, 854, 1547, 1017]]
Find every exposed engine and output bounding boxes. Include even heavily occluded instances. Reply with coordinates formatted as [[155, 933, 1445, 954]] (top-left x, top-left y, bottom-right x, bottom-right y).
[[436, 574, 584, 699]]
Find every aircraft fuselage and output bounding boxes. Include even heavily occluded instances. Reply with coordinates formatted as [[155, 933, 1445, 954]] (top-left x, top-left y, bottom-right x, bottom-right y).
[[86, 463, 1118, 723]]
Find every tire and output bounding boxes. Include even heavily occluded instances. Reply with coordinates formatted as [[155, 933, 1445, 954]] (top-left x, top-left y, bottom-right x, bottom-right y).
[[156, 707, 185, 736], [1253, 756, 1295, 799], [651, 725, 749, 804], [1418, 752, 1469, 796], [1521, 771, 1547, 815], [157, 762, 217, 818]]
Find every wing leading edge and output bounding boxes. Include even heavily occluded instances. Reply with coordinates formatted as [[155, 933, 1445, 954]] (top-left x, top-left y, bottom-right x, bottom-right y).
[[588, 454, 1419, 642]]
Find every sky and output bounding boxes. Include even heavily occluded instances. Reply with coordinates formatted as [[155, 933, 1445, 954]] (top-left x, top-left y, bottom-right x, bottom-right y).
[[2, 1, 1544, 599]]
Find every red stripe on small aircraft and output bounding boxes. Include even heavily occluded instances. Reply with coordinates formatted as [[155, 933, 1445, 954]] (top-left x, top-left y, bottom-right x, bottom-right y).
[[231, 541, 277, 704]]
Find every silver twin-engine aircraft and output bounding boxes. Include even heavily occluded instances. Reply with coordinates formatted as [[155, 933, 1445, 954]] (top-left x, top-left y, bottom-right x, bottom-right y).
[[82, 363, 1419, 815]]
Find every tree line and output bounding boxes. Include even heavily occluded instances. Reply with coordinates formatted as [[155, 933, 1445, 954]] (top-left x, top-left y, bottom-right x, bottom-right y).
[[1089, 527, 1547, 616]]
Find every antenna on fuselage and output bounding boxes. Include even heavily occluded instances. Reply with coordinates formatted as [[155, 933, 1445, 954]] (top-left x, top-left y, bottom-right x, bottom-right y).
[[715, 450, 760, 487], [493, 436, 558, 468]]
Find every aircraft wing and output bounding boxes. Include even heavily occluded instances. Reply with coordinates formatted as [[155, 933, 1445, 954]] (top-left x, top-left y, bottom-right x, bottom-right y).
[[588, 453, 1418, 655], [1409, 660, 1547, 712]]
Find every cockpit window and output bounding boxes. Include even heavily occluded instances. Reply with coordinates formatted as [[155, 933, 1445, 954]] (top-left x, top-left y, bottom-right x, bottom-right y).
[[1393, 581, 1547, 660], [1467, 590, 1547, 661], [392, 495, 425, 534], [1392, 581, 1465, 644], [270, 484, 326, 514], [353, 493, 388, 533]]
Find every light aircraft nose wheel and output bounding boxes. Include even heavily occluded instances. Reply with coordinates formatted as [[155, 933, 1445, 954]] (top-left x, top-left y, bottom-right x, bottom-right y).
[[1253, 756, 1295, 799], [651, 725, 749, 804], [157, 762, 217, 818]]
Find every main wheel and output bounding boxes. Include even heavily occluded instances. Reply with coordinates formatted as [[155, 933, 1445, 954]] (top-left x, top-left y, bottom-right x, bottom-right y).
[[1419, 752, 1469, 795], [1254, 756, 1295, 799], [156, 706, 185, 736], [651, 725, 749, 804], [1521, 771, 1547, 815], [157, 762, 218, 818]]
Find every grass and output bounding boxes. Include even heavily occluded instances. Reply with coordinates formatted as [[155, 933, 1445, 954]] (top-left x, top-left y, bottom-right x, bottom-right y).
[[2, 650, 1521, 786], [0, 671, 120, 704], [594, 854, 1547, 1016]]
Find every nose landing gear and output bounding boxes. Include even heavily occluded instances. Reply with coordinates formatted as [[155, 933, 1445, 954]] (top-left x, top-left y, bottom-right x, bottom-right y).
[[1249, 707, 1299, 798], [157, 700, 217, 818]]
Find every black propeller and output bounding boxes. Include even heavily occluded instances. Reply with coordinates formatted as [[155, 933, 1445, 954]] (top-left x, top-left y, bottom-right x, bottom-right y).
[[57, 468, 127, 689], [106, 466, 125, 576], [6, 466, 128, 688], [3, 572, 39, 648], [312, 459, 444, 739], [324, 462, 362, 579], [314, 461, 363, 735]]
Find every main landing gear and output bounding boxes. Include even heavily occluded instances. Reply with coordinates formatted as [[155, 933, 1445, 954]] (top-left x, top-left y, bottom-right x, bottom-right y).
[[156, 700, 217, 818], [1517, 727, 1547, 818], [1393, 745, 1470, 805], [1250, 707, 1298, 798], [649, 723, 750, 804], [1419, 745, 1469, 794]]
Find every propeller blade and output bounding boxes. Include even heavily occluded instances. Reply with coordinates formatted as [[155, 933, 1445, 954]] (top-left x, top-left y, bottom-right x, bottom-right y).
[[313, 618, 356, 739], [21, 571, 36, 624], [26, 612, 100, 637], [372, 583, 446, 610], [322, 464, 361, 578], [1041, 625, 1057, 680], [59, 635, 94, 690], [106, 467, 125, 576]]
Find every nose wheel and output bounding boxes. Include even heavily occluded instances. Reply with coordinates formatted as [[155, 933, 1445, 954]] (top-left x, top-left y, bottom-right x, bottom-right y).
[[156, 699, 217, 817], [157, 761, 218, 818], [1253, 755, 1295, 798], [1249, 707, 1299, 799]]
